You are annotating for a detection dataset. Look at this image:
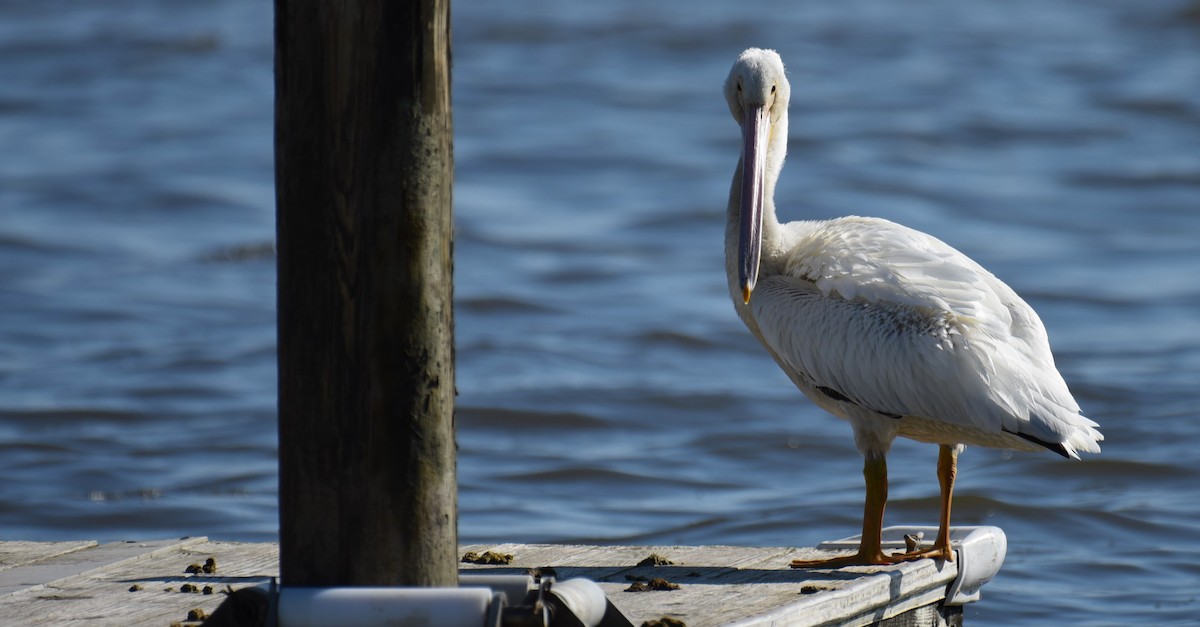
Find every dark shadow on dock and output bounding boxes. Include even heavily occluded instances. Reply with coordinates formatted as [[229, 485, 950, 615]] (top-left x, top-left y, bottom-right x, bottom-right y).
[[117, 575, 274, 586], [466, 561, 938, 588]]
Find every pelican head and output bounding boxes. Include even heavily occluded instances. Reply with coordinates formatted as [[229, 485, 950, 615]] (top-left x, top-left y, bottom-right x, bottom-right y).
[[724, 48, 790, 304]]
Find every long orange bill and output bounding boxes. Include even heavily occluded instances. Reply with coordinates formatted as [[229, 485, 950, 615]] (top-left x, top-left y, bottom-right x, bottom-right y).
[[738, 105, 768, 304]]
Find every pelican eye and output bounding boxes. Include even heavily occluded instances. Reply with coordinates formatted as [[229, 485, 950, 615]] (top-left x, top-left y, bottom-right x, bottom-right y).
[[771, 84, 777, 94]]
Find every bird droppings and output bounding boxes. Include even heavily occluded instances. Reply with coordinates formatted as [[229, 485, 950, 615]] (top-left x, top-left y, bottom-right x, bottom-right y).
[[461, 550, 513, 565], [202, 585, 214, 595], [800, 585, 825, 594], [625, 578, 680, 592], [186, 607, 208, 621], [637, 553, 675, 567], [185, 556, 218, 575], [127, 584, 142, 592], [641, 617, 686, 627], [180, 583, 200, 593]]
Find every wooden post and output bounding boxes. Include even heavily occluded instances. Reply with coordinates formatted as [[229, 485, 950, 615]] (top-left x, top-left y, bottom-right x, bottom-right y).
[[274, 0, 455, 587]]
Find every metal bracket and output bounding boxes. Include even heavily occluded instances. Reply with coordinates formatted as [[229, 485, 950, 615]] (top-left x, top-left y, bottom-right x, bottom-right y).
[[817, 525, 1007, 605]]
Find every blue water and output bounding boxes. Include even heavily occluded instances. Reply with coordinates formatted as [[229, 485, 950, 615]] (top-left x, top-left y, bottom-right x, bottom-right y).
[[2, 1, 1199, 624]]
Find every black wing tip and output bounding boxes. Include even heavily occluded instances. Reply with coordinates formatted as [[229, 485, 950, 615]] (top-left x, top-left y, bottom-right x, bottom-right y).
[[816, 385, 851, 403], [1003, 427, 1071, 459], [816, 385, 902, 420]]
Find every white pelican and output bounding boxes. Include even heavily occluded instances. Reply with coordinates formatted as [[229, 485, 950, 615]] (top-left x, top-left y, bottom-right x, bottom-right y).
[[723, 48, 1103, 567]]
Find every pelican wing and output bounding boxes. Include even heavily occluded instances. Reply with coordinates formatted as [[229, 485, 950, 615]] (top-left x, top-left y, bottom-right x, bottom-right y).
[[751, 217, 1101, 457]]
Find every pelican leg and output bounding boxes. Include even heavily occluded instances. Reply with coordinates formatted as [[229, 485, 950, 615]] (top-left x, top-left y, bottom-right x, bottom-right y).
[[897, 444, 958, 562], [790, 454, 906, 568]]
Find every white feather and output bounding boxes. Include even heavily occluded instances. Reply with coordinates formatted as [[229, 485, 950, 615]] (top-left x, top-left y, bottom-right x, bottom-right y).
[[749, 217, 1101, 457]]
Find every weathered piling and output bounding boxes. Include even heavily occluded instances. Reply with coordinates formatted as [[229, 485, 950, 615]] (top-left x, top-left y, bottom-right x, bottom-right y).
[[274, 0, 456, 587]]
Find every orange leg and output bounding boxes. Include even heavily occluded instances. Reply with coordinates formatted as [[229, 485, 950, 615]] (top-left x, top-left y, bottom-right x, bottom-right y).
[[790, 454, 908, 568], [898, 444, 957, 562]]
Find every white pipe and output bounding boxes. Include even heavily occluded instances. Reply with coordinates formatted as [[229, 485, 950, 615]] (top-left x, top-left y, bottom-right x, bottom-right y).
[[458, 573, 534, 603], [547, 578, 608, 627], [277, 587, 493, 627]]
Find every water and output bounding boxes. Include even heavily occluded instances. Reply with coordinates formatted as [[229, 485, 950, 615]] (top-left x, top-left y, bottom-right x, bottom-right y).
[[2, 0, 1198, 624]]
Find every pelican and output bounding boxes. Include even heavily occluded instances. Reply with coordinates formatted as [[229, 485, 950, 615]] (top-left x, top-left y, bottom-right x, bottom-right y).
[[723, 48, 1103, 567]]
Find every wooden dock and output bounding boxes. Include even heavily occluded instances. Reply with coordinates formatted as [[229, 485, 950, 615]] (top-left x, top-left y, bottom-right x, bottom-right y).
[[0, 530, 1000, 626]]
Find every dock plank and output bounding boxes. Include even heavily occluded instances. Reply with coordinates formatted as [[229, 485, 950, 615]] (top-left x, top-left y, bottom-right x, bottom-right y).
[[0, 541, 98, 575], [0, 538, 276, 626], [460, 543, 958, 627], [0, 541, 959, 626]]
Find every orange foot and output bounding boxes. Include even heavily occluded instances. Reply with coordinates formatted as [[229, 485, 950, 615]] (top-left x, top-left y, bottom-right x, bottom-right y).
[[894, 544, 955, 562], [790, 545, 956, 568], [789, 550, 910, 569]]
